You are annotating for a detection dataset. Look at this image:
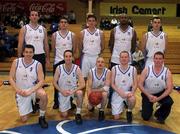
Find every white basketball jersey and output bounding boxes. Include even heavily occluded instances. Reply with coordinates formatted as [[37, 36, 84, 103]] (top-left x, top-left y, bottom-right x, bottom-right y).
[[113, 65, 135, 91], [15, 58, 39, 90], [90, 67, 109, 89], [54, 31, 73, 64], [111, 26, 133, 64], [144, 65, 168, 94], [24, 24, 45, 54], [146, 31, 165, 58], [58, 64, 79, 90], [82, 28, 101, 56]]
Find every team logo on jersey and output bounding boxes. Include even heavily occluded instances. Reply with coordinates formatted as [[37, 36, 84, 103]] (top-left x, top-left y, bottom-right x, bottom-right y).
[[128, 73, 131, 77], [155, 42, 159, 45], [39, 29, 42, 33], [160, 35, 163, 39], [30, 67, 33, 72], [161, 75, 164, 80], [128, 32, 130, 35], [122, 38, 126, 41], [95, 33, 98, 36], [122, 79, 126, 83], [102, 77, 106, 81], [67, 36, 70, 40], [73, 72, 75, 77]]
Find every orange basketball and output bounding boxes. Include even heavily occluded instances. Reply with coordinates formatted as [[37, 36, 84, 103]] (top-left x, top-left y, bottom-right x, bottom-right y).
[[88, 91, 102, 106]]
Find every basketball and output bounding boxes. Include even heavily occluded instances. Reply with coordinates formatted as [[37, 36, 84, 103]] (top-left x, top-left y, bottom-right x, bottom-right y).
[[88, 91, 102, 106]]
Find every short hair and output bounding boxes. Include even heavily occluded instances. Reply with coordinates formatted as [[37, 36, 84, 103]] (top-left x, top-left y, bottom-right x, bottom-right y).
[[63, 50, 73, 57], [154, 51, 164, 59], [59, 16, 69, 23], [29, 10, 39, 17], [87, 14, 97, 21], [152, 16, 161, 21], [120, 51, 129, 57], [23, 44, 35, 53]]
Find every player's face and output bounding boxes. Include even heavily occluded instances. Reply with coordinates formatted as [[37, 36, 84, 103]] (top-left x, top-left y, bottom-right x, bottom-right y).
[[153, 54, 164, 67], [87, 17, 97, 28], [152, 19, 161, 31], [23, 48, 34, 60], [119, 14, 128, 25], [29, 11, 39, 23], [120, 52, 129, 65], [64, 52, 73, 64], [59, 19, 68, 30], [96, 57, 105, 69]]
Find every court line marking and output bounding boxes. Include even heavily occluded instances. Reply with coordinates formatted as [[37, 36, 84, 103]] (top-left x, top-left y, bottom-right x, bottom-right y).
[[0, 130, 22, 134]]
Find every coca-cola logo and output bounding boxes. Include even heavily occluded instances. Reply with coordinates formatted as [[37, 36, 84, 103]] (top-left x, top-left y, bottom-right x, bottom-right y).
[[29, 3, 55, 13], [1, 3, 16, 12]]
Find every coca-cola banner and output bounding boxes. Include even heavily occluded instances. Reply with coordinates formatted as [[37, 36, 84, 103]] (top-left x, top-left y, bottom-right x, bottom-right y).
[[0, 0, 67, 15]]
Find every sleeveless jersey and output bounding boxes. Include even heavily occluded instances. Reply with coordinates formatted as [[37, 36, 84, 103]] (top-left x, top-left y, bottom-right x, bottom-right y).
[[82, 28, 101, 56], [58, 64, 78, 90], [144, 65, 168, 94], [145, 31, 165, 59], [15, 58, 39, 90], [111, 26, 134, 64], [90, 67, 109, 89], [113, 65, 135, 91], [54, 31, 73, 64], [24, 24, 45, 54]]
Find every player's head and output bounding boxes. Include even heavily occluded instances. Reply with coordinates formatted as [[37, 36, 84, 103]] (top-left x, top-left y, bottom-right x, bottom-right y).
[[119, 13, 128, 25], [64, 50, 73, 64], [59, 17, 69, 30], [86, 14, 97, 28], [23, 44, 35, 58], [153, 51, 164, 66], [119, 51, 129, 65], [29, 10, 39, 23], [96, 57, 105, 69], [152, 16, 161, 30]]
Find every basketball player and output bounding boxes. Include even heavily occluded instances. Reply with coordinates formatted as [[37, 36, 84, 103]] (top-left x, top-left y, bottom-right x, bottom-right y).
[[87, 57, 111, 121], [142, 16, 168, 67], [53, 50, 85, 124], [52, 17, 78, 109], [79, 14, 105, 79], [108, 13, 137, 108], [18, 10, 50, 75], [111, 51, 137, 123], [138, 51, 174, 124], [9, 45, 48, 128]]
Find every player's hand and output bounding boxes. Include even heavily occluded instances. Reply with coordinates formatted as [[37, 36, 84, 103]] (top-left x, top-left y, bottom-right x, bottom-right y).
[[126, 92, 133, 98], [20, 89, 33, 97], [62, 90, 71, 97], [46, 59, 50, 68]]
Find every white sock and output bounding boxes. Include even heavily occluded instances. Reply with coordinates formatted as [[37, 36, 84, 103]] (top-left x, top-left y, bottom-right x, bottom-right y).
[[39, 110, 45, 117], [127, 109, 132, 112], [76, 108, 81, 114]]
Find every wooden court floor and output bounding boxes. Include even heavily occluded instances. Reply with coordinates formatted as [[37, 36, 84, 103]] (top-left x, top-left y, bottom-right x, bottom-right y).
[[0, 73, 180, 133]]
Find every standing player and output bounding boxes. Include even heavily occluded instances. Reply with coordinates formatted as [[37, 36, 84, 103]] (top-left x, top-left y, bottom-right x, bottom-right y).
[[18, 10, 50, 75], [138, 51, 174, 124], [111, 51, 137, 123], [9, 45, 48, 128], [108, 13, 137, 108], [53, 50, 85, 124], [79, 14, 105, 80], [51, 17, 78, 109], [142, 16, 168, 67], [87, 57, 111, 121]]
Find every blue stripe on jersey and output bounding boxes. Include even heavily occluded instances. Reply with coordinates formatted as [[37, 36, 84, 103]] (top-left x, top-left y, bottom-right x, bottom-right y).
[[58, 31, 69, 39], [62, 64, 75, 75], [152, 65, 165, 78], [118, 65, 130, 74], [22, 58, 35, 68], [94, 68, 106, 80]]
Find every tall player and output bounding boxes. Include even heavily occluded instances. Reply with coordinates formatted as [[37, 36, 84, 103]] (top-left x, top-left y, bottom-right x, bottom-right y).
[[51, 17, 78, 109], [138, 52, 173, 124], [18, 10, 50, 75], [87, 57, 111, 121], [111, 51, 137, 123], [53, 50, 85, 124], [79, 14, 105, 80], [142, 16, 168, 67], [9, 45, 48, 128]]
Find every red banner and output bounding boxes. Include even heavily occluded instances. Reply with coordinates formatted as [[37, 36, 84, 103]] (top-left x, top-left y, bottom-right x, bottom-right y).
[[0, 0, 67, 15]]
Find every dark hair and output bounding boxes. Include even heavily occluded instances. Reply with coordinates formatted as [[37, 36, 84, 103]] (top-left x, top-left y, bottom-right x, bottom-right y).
[[152, 16, 161, 21], [154, 51, 164, 59], [87, 14, 97, 21], [120, 51, 129, 57], [29, 10, 39, 17], [23, 44, 35, 53], [63, 50, 73, 57], [59, 17, 69, 23]]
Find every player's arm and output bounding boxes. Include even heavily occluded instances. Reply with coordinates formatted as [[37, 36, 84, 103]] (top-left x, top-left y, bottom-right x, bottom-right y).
[[131, 67, 138, 94], [99, 30, 105, 54], [131, 29, 137, 54], [87, 71, 93, 95], [141, 33, 147, 56], [164, 33, 168, 53], [53, 67, 63, 93], [43, 28, 50, 66], [51, 32, 56, 53], [111, 67, 126, 98], [18, 27, 25, 57], [103, 70, 111, 92], [156, 70, 173, 101], [109, 29, 115, 53], [79, 30, 84, 56], [72, 33, 79, 59], [9, 59, 21, 92], [74, 67, 85, 92]]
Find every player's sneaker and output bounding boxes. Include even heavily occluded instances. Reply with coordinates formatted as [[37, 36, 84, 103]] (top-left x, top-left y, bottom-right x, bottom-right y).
[[39, 116, 48, 128], [53, 103, 59, 109], [126, 111, 133, 123], [75, 114, 82, 125], [98, 111, 105, 121]]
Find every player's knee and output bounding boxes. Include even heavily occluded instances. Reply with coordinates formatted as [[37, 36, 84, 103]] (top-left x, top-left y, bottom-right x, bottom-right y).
[[61, 112, 68, 118], [76, 90, 83, 96], [102, 91, 108, 98], [21, 115, 28, 122]]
